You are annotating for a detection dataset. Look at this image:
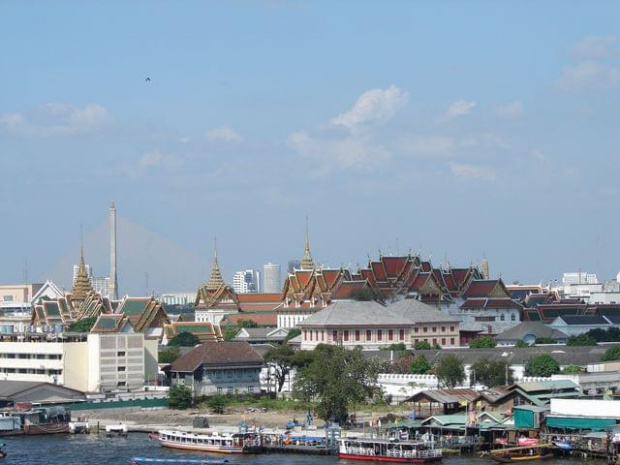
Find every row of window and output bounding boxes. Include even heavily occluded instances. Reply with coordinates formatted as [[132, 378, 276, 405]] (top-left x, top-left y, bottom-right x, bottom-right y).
[[413, 338, 456, 346], [0, 368, 62, 375], [413, 326, 456, 334], [0, 353, 62, 360], [305, 329, 407, 343], [206, 368, 257, 379], [216, 386, 254, 394]]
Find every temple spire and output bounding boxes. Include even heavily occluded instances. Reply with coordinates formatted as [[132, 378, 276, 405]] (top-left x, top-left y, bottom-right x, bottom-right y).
[[206, 238, 224, 291], [300, 217, 314, 270], [72, 233, 93, 303]]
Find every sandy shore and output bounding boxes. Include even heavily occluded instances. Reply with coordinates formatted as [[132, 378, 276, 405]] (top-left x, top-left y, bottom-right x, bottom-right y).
[[77, 406, 407, 433]]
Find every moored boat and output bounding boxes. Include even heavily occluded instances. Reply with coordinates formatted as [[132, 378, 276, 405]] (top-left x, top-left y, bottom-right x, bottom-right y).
[[155, 429, 258, 454], [130, 457, 229, 465], [486, 444, 554, 463], [106, 423, 128, 437], [21, 407, 71, 435], [338, 437, 443, 463]]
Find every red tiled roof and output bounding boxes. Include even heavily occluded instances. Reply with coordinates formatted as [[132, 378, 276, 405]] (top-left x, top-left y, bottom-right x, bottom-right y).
[[382, 257, 408, 278], [170, 342, 263, 372], [237, 293, 282, 303], [371, 262, 387, 281], [464, 280, 501, 298], [331, 281, 368, 300], [227, 313, 277, 326], [295, 270, 313, 289], [239, 303, 281, 311]]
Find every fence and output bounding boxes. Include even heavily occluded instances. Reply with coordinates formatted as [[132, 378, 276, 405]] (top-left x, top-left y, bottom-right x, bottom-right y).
[[63, 398, 167, 411]]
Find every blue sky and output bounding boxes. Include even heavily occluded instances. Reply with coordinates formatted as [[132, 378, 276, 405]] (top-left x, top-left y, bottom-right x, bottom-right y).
[[1, 1, 620, 293]]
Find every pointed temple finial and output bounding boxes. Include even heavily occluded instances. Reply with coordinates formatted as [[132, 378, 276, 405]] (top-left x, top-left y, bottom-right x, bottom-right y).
[[300, 217, 314, 270], [480, 252, 490, 279], [73, 234, 93, 303], [206, 237, 225, 291]]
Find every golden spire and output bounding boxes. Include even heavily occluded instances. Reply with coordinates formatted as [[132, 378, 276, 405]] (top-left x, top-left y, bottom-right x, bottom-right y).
[[72, 236, 93, 303], [206, 238, 224, 291], [300, 217, 314, 270]]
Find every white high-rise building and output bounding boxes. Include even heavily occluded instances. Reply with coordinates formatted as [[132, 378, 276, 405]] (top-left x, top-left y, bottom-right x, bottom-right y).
[[562, 272, 599, 285], [263, 263, 281, 294], [233, 269, 260, 294]]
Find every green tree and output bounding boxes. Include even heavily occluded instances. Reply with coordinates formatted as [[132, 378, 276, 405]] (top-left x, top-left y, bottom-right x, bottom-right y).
[[534, 337, 556, 345], [206, 393, 229, 414], [515, 340, 529, 348], [524, 354, 560, 377], [167, 385, 192, 409], [293, 345, 382, 423], [414, 340, 431, 350], [567, 334, 597, 346], [68, 316, 97, 332], [434, 354, 465, 388], [264, 344, 295, 392], [469, 336, 497, 349], [382, 342, 407, 352], [601, 346, 620, 362], [410, 355, 431, 374], [222, 325, 239, 341], [238, 319, 259, 328], [168, 332, 200, 347], [284, 328, 301, 342], [470, 358, 512, 387], [562, 364, 582, 374], [351, 288, 377, 301], [158, 347, 180, 363]]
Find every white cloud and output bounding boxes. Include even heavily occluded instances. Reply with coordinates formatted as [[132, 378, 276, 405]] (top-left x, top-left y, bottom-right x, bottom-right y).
[[138, 149, 183, 170], [443, 100, 476, 119], [287, 130, 389, 174], [0, 103, 110, 137], [206, 125, 244, 142], [572, 35, 618, 59], [530, 150, 550, 164], [330, 85, 409, 130], [450, 163, 496, 181], [495, 101, 524, 118], [398, 135, 455, 158]]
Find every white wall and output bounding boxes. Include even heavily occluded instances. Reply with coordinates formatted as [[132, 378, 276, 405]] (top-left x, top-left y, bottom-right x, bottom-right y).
[[551, 398, 620, 418]]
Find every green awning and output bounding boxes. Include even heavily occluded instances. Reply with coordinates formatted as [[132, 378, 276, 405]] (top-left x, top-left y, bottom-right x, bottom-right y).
[[546, 416, 615, 430]]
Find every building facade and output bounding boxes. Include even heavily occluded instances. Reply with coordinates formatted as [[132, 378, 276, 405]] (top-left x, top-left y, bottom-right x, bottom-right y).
[[263, 263, 281, 294], [232, 269, 261, 294]]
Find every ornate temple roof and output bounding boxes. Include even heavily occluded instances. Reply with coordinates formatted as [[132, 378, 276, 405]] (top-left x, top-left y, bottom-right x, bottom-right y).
[[72, 246, 94, 303], [205, 248, 225, 291], [300, 224, 314, 270]]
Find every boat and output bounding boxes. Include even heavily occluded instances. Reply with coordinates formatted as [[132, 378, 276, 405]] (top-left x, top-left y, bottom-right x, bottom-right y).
[[486, 444, 554, 463], [0, 441, 6, 459], [130, 458, 229, 465], [69, 419, 90, 434], [21, 407, 71, 435], [553, 441, 572, 451], [338, 437, 443, 463], [155, 430, 259, 454], [106, 423, 128, 436]]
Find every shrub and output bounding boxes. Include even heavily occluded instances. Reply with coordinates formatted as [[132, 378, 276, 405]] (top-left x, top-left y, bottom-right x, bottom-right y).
[[167, 385, 192, 409]]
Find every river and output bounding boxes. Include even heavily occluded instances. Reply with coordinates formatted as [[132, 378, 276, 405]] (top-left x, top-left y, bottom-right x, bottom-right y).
[[0, 433, 602, 465]]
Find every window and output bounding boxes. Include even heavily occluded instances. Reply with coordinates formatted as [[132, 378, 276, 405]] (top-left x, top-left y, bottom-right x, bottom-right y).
[[227, 370, 233, 378], [399, 329, 405, 341], [366, 330, 372, 341], [344, 331, 349, 342], [117, 381, 126, 387], [432, 326, 437, 333], [321, 331, 325, 341], [441, 338, 446, 345], [227, 387, 234, 394], [511, 313, 516, 321], [414, 327, 419, 333], [355, 330, 360, 342], [423, 327, 428, 333], [450, 326, 455, 332], [117, 366, 126, 372], [217, 387, 223, 393], [333, 330, 338, 341], [377, 330, 383, 341], [309, 331, 313, 341], [500, 314, 505, 321], [304, 330, 307, 340], [441, 327, 445, 332], [432, 338, 437, 345], [117, 351, 125, 357], [450, 338, 455, 345], [247, 386, 254, 393]]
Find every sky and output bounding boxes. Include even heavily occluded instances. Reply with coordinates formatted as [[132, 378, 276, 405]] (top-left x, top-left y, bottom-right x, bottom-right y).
[[1, 1, 620, 294]]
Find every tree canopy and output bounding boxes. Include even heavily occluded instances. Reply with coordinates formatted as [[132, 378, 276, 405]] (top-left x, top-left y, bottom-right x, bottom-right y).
[[566, 334, 597, 346], [410, 355, 432, 374], [68, 316, 97, 333], [470, 358, 512, 387], [414, 340, 431, 350], [601, 346, 620, 362], [168, 332, 200, 347], [167, 385, 192, 409], [264, 344, 296, 392], [158, 347, 181, 364], [434, 354, 465, 388], [293, 345, 383, 423], [524, 354, 560, 377], [469, 336, 497, 349]]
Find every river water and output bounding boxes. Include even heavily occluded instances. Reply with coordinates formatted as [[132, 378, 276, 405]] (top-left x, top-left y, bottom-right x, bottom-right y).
[[0, 433, 602, 465]]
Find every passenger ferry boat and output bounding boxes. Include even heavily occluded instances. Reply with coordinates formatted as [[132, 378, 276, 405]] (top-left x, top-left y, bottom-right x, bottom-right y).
[[338, 437, 443, 463], [485, 444, 554, 463], [155, 429, 258, 454]]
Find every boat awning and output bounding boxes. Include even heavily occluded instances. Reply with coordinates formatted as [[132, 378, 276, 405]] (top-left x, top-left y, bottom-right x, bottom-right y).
[[546, 416, 616, 430]]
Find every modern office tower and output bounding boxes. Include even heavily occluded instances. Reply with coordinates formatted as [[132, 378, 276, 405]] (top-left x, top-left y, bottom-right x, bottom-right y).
[[232, 269, 260, 294], [263, 263, 281, 294]]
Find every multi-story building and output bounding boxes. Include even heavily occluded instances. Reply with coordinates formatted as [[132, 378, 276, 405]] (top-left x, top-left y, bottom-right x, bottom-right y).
[[297, 300, 460, 350], [263, 263, 281, 294], [72, 263, 111, 297], [0, 332, 158, 392], [167, 342, 264, 397], [159, 292, 196, 306], [232, 269, 260, 294]]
